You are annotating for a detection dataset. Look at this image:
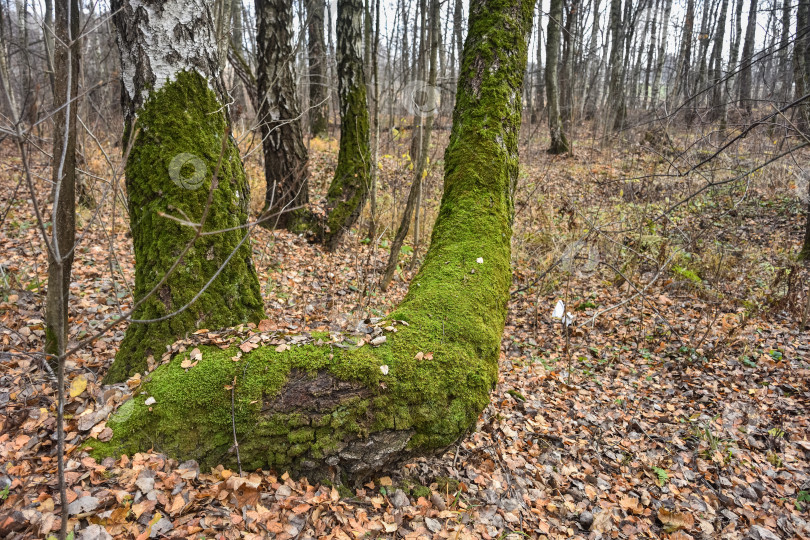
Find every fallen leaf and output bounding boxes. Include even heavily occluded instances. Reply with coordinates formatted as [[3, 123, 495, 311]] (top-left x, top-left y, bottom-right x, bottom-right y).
[[69, 375, 87, 398]]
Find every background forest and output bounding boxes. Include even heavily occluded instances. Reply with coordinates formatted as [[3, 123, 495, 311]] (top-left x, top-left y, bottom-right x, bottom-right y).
[[0, 0, 808, 539]]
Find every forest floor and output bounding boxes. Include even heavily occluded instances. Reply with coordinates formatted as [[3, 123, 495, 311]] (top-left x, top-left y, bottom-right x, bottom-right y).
[[0, 128, 809, 540]]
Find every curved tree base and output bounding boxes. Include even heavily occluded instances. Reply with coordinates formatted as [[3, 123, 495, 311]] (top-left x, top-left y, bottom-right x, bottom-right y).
[[86, 311, 495, 478], [88, 0, 534, 479], [547, 135, 570, 155]]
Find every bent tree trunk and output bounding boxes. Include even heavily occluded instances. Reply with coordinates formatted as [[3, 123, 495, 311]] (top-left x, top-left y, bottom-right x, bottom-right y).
[[105, 0, 264, 383], [321, 0, 372, 250], [89, 0, 534, 478], [256, 0, 310, 231]]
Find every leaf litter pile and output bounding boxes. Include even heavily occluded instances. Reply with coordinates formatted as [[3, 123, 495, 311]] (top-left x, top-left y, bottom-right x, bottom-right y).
[[1, 137, 809, 539]]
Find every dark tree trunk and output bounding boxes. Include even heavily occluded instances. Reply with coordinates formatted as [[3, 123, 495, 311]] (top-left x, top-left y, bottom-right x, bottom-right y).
[[46, 3, 79, 535], [106, 0, 264, 383], [91, 0, 535, 481], [605, 0, 626, 132], [546, 0, 570, 153], [307, 0, 329, 138], [321, 0, 372, 250], [709, 0, 729, 122], [255, 0, 310, 231], [673, 0, 694, 100], [738, 0, 757, 114], [779, 0, 792, 97], [45, 0, 79, 360], [651, 0, 672, 107]]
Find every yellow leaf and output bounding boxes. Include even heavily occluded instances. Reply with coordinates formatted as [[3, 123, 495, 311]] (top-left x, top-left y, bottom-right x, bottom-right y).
[[70, 375, 87, 398]]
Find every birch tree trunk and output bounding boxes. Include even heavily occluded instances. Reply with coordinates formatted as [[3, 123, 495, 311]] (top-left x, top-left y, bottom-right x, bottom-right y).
[[255, 0, 310, 231], [650, 0, 671, 107], [605, 0, 626, 132], [738, 0, 757, 114], [105, 0, 264, 383], [672, 0, 694, 100], [89, 0, 535, 480], [709, 0, 729, 122]]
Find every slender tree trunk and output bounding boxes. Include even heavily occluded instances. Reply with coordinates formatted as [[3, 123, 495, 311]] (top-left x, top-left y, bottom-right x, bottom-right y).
[[321, 0, 372, 250], [605, 0, 625, 132], [368, 0, 380, 240], [43, 0, 55, 92], [381, 0, 440, 291], [560, 0, 579, 134], [779, 0, 791, 98], [673, 0, 694, 100], [738, 0, 757, 115], [106, 0, 264, 383], [650, 0, 671, 107], [546, 0, 569, 153], [534, 6, 545, 120], [47, 1, 79, 537], [95, 0, 535, 480], [45, 0, 79, 362], [255, 0, 310, 231], [726, 0, 744, 101], [709, 0, 729, 122], [692, 0, 714, 100], [307, 0, 329, 138], [643, 0, 659, 108], [796, 0, 810, 259], [583, 0, 602, 118]]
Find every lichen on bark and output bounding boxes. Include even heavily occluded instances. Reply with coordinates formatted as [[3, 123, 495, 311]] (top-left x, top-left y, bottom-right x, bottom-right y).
[[105, 71, 264, 383], [93, 0, 534, 478]]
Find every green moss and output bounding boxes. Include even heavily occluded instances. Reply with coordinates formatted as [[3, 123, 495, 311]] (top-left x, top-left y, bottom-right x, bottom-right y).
[[106, 71, 264, 383], [435, 476, 461, 494], [96, 1, 534, 477], [322, 47, 371, 250], [401, 478, 431, 499]]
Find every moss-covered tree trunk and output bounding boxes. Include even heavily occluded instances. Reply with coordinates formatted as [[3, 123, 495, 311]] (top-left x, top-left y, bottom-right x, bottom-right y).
[[105, 0, 264, 383], [92, 0, 534, 479], [545, 0, 569, 154], [255, 0, 310, 231], [321, 0, 372, 251], [307, 0, 330, 138]]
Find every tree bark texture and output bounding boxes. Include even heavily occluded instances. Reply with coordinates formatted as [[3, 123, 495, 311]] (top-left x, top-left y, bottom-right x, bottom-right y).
[[255, 0, 310, 231]]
